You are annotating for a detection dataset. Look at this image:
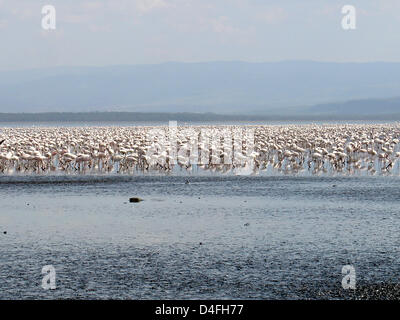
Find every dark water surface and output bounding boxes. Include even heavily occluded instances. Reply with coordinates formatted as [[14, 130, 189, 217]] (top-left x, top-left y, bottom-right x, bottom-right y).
[[0, 175, 399, 299]]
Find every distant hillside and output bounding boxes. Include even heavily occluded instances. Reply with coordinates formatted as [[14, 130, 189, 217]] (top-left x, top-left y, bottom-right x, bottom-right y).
[[1, 61, 400, 114], [2, 102, 400, 122], [298, 97, 400, 116]]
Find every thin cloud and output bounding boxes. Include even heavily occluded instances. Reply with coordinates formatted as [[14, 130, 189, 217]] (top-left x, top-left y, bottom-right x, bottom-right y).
[[256, 7, 288, 24]]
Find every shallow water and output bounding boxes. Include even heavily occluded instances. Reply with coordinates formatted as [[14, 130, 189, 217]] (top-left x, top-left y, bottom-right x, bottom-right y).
[[0, 175, 399, 299]]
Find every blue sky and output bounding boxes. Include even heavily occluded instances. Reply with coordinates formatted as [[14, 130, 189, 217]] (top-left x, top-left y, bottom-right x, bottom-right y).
[[0, 0, 399, 70]]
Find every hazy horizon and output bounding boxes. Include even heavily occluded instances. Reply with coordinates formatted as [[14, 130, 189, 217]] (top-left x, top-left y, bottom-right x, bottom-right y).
[[4, 59, 400, 72], [1, 1, 400, 115], [1, 61, 400, 114]]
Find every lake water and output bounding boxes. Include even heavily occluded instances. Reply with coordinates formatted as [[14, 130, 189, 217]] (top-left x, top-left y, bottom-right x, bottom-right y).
[[0, 174, 399, 299]]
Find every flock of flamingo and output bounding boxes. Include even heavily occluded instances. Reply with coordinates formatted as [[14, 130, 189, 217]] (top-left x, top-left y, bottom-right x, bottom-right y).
[[1, 124, 400, 175]]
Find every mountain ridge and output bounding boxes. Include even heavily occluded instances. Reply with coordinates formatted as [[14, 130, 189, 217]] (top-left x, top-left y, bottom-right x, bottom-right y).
[[1, 95, 400, 122], [1, 61, 400, 114]]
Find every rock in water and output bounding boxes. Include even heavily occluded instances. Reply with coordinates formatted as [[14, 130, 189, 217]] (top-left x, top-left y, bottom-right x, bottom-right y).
[[129, 197, 143, 203]]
